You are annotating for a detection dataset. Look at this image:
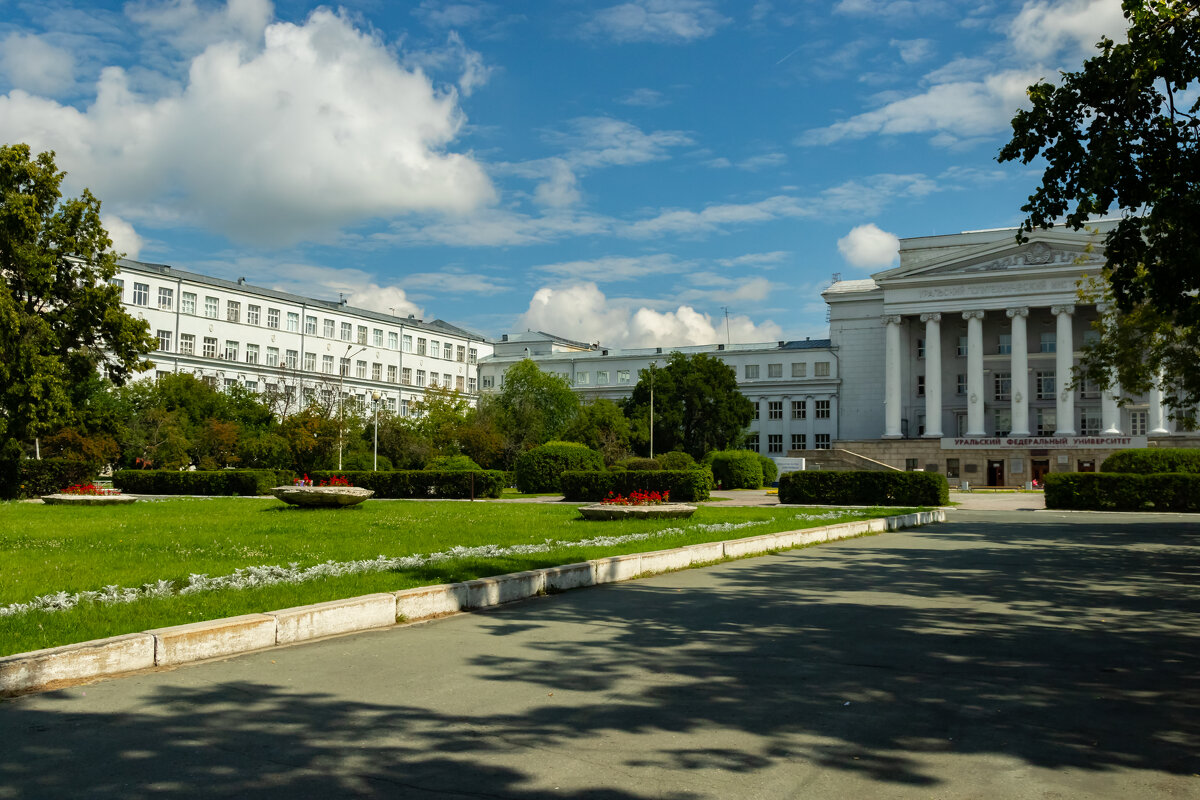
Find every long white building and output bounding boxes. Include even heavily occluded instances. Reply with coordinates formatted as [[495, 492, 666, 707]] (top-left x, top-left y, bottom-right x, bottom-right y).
[[114, 259, 491, 416]]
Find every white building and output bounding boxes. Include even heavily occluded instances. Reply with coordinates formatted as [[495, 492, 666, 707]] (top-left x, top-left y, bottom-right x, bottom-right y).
[[114, 259, 491, 416]]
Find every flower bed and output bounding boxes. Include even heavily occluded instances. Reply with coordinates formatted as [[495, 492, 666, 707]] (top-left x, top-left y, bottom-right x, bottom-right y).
[[41, 484, 136, 506], [602, 489, 669, 506]]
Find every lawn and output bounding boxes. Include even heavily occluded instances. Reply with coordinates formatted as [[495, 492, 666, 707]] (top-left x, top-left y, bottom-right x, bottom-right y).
[[0, 498, 917, 657]]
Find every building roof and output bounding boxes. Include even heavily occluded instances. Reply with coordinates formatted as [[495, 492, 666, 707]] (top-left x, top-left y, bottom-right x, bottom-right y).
[[824, 278, 880, 295]]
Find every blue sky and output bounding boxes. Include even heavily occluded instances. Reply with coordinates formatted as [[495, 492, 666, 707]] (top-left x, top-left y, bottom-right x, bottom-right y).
[[0, 0, 1128, 346]]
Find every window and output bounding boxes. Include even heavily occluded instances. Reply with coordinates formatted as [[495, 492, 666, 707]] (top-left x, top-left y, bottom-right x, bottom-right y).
[[792, 363, 806, 378], [768, 434, 783, 454], [156, 330, 172, 351], [753, 401, 760, 420], [1036, 370, 1056, 399], [321, 354, 333, 374], [994, 372, 1011, 401], [387, 365, 397, 382], [182, 292, 196, 314], [468, 347, 478, 364], [417, 337, 427, 355], [767, 363, 782, 378], [286, 312, 299, 332], [481, 375, 494, 390], [444, 343, 453, 360], [268, 309, 282, 329], [905, 458, 919, 471], [956, 413, 968, 436], [245, 344, 259, 364], [158, 287, 174, 310], [372, 363, 381, 381], [444, 373, 452, 387], [791, 434, 806, 450], [385, 398, 396, 412], [402, 367, 412, 385], [292, 350, 304, 370], [957, 374, 968, 395], [576, 372, 590, 385], [247, 305, 260, 325], [917, 375, 925, 397], [356, 360, 367, 379], [768, 401, 783, 420], [324, 319, 335, 338], [744, 434, 760, 452], [266, 347, 279, 367], [224, 340, 238, 360], [205, 296, 219, 318], [815, 400, 831, 419], [456, 345, 466, 362], [339, 357, 349, 376], [373, 329, 383, 347], [1040, 332, 1056, 353], [416, 369, 426, 387], [341, 322, 352, 341], [357, 325, 368, 344], [111, 278, 125, 298], [994, 410, 1011, 437], [617, 370, 630, 384], [596, 370, 609, 384], [388, 331, 398, 349], [745, 364, 760, 379], [1079, 410, 1101, 436], [224, 378, 237, 391], [226, 301, 240, 322], [814, 361, 830, 377], [815, 434, 831, 450], [1080, 376, 1100, 399], [403, 334, 413, 352], [997, 333, 1012, 355], [430, 339, 439, 358], [791, 400, 806, 419], [946, 459, 960, 479], [1130, 410, 1148, 436], [179, 334, 195, 355], [456, 376, 465, 391], [917, 338, 925, 359], [202, 337, 217, 358], [1037, 408, 1057, 436], [956, 336, 968, 357], [132, 283, 149, 306], [917, 414, 925, 437], [400, 398, 410, 417]]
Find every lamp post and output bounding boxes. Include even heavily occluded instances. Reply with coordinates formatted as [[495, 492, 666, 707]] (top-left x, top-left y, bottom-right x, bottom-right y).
[[372, 390, 382, 471], [338, 344, 367, 470], [649, 361, 656, 459]]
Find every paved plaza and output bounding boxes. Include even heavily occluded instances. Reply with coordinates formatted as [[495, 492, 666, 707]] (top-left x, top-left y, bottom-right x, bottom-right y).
[[1, 509, 1197, 798]]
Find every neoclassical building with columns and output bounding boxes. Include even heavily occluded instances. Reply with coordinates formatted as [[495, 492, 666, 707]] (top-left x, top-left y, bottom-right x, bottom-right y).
[[822, 221, 1187, 486]]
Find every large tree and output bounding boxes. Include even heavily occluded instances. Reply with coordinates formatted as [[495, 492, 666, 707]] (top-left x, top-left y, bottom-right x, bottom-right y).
[[0, 144, 155, 448], [998, 1, 1200, 424], [477, 359, 580, 466], [622, 351, 753, 459]]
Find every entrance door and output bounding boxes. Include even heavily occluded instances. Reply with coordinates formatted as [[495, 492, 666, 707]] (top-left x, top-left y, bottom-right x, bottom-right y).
[[1077, 459, 1095, 473], [987, 460, 1004, 487], [1031, 459, 1050, 486]]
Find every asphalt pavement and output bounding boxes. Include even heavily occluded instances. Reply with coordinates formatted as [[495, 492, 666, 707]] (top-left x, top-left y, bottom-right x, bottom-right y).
[[1, 509, 1197, 798]]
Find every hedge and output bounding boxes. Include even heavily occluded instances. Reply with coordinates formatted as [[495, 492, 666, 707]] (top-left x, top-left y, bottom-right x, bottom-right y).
[[778, 470, 949, 506], [1044, 472, 1200, 511], [758, 454, 779, 485], [113, 469, 292, 496], [424, 455, 482, 471], [514, 442, 604, 493], [656, 451, 696, 471], [309, 470, 505, 499], [9, 459, 99, 499], [1100, 448, 1200, 474], [706, 450, 763, 489], [614, 457, 661, 471], [560, 469, 714, 503]]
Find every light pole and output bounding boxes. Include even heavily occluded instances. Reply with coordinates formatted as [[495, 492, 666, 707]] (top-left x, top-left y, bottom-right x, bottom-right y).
[[372, 390, 382, 471], [649, 361, 656, 459], [338, 344, 366, 470]]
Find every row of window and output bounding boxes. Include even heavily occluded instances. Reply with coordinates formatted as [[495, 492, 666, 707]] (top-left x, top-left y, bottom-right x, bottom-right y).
[[916, 330, 1097, 358], [744, 433, 831, 453], [745, 361, 831, 380], [751, 399, 831, 420], [124, 280, 477, 362], [914, 370, 1104, 401], [181, 374, 428, 416], [573, 369, 631, 386]]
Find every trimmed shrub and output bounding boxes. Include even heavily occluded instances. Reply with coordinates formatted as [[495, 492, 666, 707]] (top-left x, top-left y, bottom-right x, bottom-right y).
[[758, 454, 779, 485], [514, 442, 604, 493], [706, 450, 763, 489], [615, 457, 661, 471], [778, 470, 949, 506], [560, 468, 714, 502], [15, 459, 99, 498], [424, 455, 482, 471], [656, 451, 696, 471], [342, 452, 393, 471], [309, 470, 505, 499], [1101, 448, 1200, 474], [113, 469, 290, 496], [1044, 472, 1200, 511]]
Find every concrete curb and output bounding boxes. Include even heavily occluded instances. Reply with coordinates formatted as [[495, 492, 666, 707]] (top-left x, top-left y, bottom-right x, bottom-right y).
[[0, 510, 943, 697]]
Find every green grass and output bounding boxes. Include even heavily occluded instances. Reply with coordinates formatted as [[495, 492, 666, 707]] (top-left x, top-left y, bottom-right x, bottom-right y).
[[0, 498, 917, 656], [499, 489, 563, 498]]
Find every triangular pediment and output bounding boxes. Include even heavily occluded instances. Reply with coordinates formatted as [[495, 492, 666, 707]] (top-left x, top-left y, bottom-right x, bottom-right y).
[[874, 228, 1108, 283]]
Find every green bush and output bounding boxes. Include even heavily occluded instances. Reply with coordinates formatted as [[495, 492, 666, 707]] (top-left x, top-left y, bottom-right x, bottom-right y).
[[705, 450, 763, 489], [778, 471, 949, 506], [309, 470, 505, 499], [514, 442, 604, 493], [656, 451, 696, 471], [113, 469, 290, 496], [615, 457, 661, 471], [342, 452, 393, 471], [1044, 472, 1200, 511], [12, 459, 99, 498], [560, 468, 714, 502], [424, 455, 482, 471], [1100, 448, 1200, 474], [758, 454, 778, 485]]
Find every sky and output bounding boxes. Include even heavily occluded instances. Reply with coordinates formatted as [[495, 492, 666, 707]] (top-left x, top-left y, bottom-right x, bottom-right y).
[[0, 0, 1131, 347]]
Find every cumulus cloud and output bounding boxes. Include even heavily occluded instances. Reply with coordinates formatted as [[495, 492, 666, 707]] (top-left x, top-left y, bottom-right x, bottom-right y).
[[0, 32, 77, 95], [403, 30, 494, 97], [517, 282, 781, 349], [532, 159, 582, 208], [103, 213, 144, 260], [126, 0, 272, 56], [581, 0, 730, 44], [1010, 0, 1127, 62], [837, 223, 900, 269], [0, 6, 495, 245]]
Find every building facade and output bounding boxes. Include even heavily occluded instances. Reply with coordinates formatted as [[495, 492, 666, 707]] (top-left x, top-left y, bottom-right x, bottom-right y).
[[114, 259, 491, 416]]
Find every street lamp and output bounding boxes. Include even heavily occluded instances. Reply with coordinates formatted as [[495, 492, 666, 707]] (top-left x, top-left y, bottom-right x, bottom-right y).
[[649, 361, 657, 459], [338, 344, 367, 471], [372, 390, 383, 471]]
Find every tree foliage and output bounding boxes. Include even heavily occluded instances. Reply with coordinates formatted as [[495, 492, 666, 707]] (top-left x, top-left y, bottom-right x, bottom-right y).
[[560, 398, 631, 465], [998, 1, 1200, 419], [478, 359, 580, 466]]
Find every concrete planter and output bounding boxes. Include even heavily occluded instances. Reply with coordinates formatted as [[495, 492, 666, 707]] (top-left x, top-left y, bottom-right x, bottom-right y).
[[41, 494, 137, 506], [270, 486, 374, 507], [578, 503, 697, 521]]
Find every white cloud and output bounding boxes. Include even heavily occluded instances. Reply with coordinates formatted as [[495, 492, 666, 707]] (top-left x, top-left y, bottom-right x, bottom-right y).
[[126, 0, 272, 56], [0, 33, 77, 95], [581, 0, 730, 43], [717, 251, 789, 267], [891, 37, 934, 64], [735, 152, 787, 171], [402, 270, 508, 295], [532, 158, 582, 208], [837, 223, 900, 269], [403, 30, 493, 97], [0, 7, 495, 246], [547, 116, 693, 169], [618, 87, 668, 106], [103, 213, 144, 259], [834, 0, 949, 16], [517, 282, 781, 348], [414, 1, 497, 29], [381, 207, 613, 247], [1010, 0, 1127, 62], [533, 253, 689, 282]]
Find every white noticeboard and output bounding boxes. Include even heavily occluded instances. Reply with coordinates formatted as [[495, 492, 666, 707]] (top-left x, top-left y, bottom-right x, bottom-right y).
[[774, 457, 805, 475]]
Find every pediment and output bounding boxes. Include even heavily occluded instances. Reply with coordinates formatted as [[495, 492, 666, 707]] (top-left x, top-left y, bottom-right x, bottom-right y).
[[876, 231, 1107, 283]]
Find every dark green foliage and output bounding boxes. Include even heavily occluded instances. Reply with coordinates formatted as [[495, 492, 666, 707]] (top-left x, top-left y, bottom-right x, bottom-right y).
[[656, 451, 696, 471], [1100, 448, 1200, 474], [559, 397, 631, 465], [778, 471, 949, 506], [514, 441, 604, 493], [10, 459, 98, 498], [1045, 472, 1200, 511], [309, 470, 505, 499], [113, 469, 290, 496], [758, 454, 778, 484], [615, 457, 661, 471], [706, 450, 764, 489], [341, 452, 393, 471], [560, 469, 714, 502], [424, 455, 482, 471], [478, 360, 581, 467]]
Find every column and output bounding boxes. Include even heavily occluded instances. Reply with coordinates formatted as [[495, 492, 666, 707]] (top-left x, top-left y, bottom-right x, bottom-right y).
[[920, 312, 943, 437], [1149, 373, 1169, 434], [1101, 370, 1122, 434], [829, 393, 839, 445], [805, 394, 815, 447], [882, 315, 903, 438], [963, 310, 985, 435], [1006, 307, 1030, 436], [1052, 304, 1076, 435]]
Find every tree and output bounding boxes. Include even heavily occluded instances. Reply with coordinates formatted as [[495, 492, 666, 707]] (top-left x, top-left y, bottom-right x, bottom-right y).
[[998, 1, 1200, 423], [478, 359, 580, 466], [622, 352, 753, 460], [0, 144, 155, 449], [560, 398, 631, 465]]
